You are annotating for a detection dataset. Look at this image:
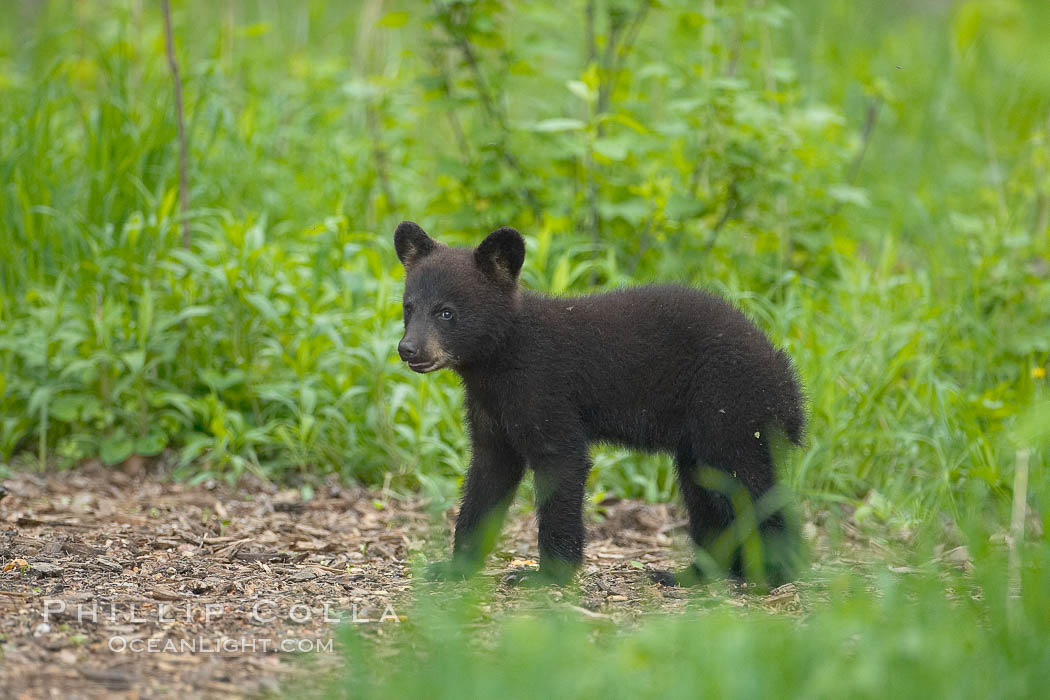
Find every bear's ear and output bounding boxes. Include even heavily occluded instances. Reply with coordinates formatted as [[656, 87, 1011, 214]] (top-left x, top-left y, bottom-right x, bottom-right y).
[[474, 227, 525, 284], [394, 221, 437, 269]]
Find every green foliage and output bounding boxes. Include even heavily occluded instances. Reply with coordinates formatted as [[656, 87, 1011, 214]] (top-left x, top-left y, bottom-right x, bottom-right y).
[[2, 1, 1049, 694], [0, 0, 1048, 523], [334, 503, 1050, 698]]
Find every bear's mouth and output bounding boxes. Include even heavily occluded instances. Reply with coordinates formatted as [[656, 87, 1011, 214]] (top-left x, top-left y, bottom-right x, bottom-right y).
[[408, 360, 442, 373]]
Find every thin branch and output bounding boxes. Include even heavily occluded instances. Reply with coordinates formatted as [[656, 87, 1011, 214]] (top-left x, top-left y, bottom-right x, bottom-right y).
[[584, 0, 603, 248], [704, 179, 740, 254], [829, 96, 882, 219], [1033, 111, 1050, 236], [586, 149, 602, 246], [585, 0, 597, 66], [626, 219, 652, 277], [590, 0, 652, 247], [365, 105, 397, 209], [161, 0, 190, 249], [432, 0, 542, 221], [1035, 190, 1049, 238], [439, 63, 472, 160], [596, 19, 621, 125], [357, 0, 396, 211], [454, 31, 501, 127], [432, 2, 506, 134], [725, 30, 741, 78], [847, 97, 883, 185], [605, 0, 651, 107]]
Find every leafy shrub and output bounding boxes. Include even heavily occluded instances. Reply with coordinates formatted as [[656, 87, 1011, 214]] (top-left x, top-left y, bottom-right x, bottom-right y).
[[0, 1, 1047, 519]]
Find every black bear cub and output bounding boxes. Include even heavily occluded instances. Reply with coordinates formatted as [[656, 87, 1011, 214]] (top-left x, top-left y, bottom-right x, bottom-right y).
[[395, 221, 805, 587]]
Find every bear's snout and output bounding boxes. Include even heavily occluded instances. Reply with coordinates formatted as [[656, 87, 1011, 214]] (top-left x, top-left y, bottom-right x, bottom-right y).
[[399, 337, 443, 372], [398, 338, 420, 361]]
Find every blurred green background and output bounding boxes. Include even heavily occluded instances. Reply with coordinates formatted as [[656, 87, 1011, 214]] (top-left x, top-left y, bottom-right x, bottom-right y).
[[3, 1, 1050, 696], [1, 0, 1048, 524]]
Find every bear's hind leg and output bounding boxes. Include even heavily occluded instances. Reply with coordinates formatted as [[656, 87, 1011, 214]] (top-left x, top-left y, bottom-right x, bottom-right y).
[[676, 437, 800, 587], [649, 446, 737, 587]]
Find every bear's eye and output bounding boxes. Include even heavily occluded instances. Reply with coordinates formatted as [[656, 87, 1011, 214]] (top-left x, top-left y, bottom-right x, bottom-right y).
[[403, 303, 413, 317], [438, 308, 454, 321]]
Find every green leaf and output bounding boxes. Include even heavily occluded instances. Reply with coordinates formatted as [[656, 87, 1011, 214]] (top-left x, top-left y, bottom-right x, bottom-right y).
[[27, 386, 53, 416], [122, 350, 146, 374], [138, 283, 153, 347], [245, 292, 280, 322], [598, 198, 649, 224], [100, 433, 134, 465], [827, 184, 871, 208], [177, 305, 216, 322], [201, 368, 246, 393], [600, 113, 648, 134], [593, 138, 630, 161], [300, 385, 317, 415], [1011, 400, 1050, 446], [135, 430, 167, 457], [379, 11, 411, 28], [566, 80, 595, 103], [342, 80, 380, 100], [50, 395, 85, 423], [550, 256, 571, 294], [526, 118, 586, 133]]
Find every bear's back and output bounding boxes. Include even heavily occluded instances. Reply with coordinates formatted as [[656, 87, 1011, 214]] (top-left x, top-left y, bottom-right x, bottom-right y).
[[471, 284, 804, 450]]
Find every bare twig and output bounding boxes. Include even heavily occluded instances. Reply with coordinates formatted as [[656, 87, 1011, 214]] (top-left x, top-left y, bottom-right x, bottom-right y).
[[1035, 190, 1049, 237], [1033, 112, 1050, 236], [161, 0, 190, 249], [432, 0, 542, 220], [583, 1, 603, 248], [586, 149, 602, 247], [828, 96, 882, 219], [439, 63, 472, 161], [453, 29, 500, 126], [594, 0, 651, 133], [365, 106, 397, 209], [1036, 191, 1049, 237], [847, 97, 883, 185], [626, 219, 652, 276], [596, 19, 621, 126], [704, 179, 740, 253], [725, 30, 741, 78], [357, 0, 396, 211], [605, 0, 651, 111], [585, 0, 597, 66], [589, 1, 652, 253]]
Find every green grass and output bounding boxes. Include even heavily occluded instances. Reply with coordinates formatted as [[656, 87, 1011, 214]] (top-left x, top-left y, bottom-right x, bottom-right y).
[[2, 0, 1050, 696], [335, 581, 1050, 699], [332, 490, 1050, 699]]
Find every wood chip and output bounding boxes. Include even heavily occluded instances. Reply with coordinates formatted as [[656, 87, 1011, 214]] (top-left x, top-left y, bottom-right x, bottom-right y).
[[29, 561, 64, 576]]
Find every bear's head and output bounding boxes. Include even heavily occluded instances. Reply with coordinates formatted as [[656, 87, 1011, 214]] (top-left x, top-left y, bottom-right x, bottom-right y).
[[394, 221, 525, 373]]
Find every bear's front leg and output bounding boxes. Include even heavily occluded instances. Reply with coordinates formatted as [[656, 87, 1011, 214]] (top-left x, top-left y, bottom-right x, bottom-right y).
[[426, 419, 524, 581], [511, 440, 590, 587]]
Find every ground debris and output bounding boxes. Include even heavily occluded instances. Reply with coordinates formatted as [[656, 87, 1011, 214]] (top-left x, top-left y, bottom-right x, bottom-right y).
[[0, 465, 813, 697], [0, 466, 419, 697]]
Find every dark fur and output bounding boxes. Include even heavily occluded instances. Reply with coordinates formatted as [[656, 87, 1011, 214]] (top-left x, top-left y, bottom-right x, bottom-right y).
[[395, 222, 805, 586]]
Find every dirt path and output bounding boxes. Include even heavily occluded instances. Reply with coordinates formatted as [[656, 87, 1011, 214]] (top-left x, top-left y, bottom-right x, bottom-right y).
[[0, 465, 811, 698]]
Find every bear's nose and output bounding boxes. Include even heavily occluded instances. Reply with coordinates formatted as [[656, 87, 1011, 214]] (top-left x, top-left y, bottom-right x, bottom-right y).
[[398, 338, 418, 361]]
